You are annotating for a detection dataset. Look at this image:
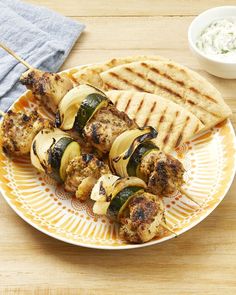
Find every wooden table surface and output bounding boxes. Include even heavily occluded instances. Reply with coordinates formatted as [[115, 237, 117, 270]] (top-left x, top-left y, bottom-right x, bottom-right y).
[[1, 1, 236, 294]]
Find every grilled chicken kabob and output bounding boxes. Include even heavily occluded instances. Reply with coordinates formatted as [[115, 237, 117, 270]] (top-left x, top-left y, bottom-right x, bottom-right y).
[[0, 110, 171, 243], [21, 71, 186, 200], [0, 46, 196, 243], [0, 44, 190, 202], [1, 110, 109, 201], [91, 174, 168, 243]]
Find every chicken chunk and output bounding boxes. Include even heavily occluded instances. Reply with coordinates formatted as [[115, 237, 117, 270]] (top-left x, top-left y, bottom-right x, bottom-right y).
[[119, 192, 164, 243], [139, 150, 185, 196], [1, 110, 51, 156], [83, 104, 137, 153], [20, 69, 73, 113], [64, 154, 110, 201]]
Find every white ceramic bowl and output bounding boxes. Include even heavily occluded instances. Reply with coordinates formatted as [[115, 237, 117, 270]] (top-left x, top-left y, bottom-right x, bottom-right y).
[[188, 6, 236, 79]]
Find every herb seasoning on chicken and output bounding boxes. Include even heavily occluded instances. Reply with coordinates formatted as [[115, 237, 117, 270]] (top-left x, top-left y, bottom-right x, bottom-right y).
[[83, 104, 137, 153], [20, 69, 73, 113], [64, 154, 110, 201], [1, 110, 51, 156], [1, 110, 110, 202]]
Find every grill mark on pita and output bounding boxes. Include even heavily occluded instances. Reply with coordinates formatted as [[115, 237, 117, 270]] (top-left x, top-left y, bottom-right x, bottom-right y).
[[109, 66, 184, 100], [141, 62, 184, 86], [205, 94, 217, 103], [136, 64, 182, 98], [144, 101, 157, 126], [150, 66, 185, 87], [147, 78, 156, 86], [69, 73, 79, 84], [166, 63, 185, 73], [108, 72, 146, 92], [131, 84, 146, 92], [146, 77, 183, 99], [106, 66, 220, 123], [135, 99, 144, 118], [163, 111, 179, 146], [175, 116, 190, 148], [199, 118, 205, 125], [124, 97, 132, 113], [166, 63, 218, 104], [194, 123, 201, 134], [186, 99, 221, 118], [104, 82, 119, 90], [163, 123, 173, 145], [125, 67, 146, 79], [188, 87, 217, 103], [159, 84, 183, 99], [166, 63, 188, 76], [142, 62, 219, 105], [156, 107, 167, 131]]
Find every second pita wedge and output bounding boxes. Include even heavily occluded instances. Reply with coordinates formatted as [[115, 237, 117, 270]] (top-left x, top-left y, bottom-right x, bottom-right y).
[[72, 55, 169, 89], [101, 60, 232, 130], [106, 90, 204, 153]]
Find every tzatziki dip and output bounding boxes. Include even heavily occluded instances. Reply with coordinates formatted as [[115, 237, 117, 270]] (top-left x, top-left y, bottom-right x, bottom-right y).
[[196, 18, 236, 61]]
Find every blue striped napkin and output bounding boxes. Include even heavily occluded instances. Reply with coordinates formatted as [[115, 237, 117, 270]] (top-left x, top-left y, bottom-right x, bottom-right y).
[[0, 0, 85, 110]]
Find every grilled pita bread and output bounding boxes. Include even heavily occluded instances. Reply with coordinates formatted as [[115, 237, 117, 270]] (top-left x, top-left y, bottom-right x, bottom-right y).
[[101, 60, 232, 130], [106, 90, 204, 152], [72, 55, 170, 89]]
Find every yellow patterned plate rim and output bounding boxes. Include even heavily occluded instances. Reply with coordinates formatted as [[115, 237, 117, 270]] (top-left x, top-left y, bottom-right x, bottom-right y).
[[0, 66, 235, 250]]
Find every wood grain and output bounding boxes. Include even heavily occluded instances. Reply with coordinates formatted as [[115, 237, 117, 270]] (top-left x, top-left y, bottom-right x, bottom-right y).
[[25, 0, 236, 16], [1, 1, 236, 294]]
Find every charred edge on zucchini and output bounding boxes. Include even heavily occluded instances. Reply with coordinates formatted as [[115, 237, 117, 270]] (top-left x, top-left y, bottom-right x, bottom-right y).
[[82, 153, 95, 164], [48, 137, 73, 181], [74, 93, 108, 134], [107, 186, 143, 220], [127, 141, 159, 176], [55, 111, 62, 127]]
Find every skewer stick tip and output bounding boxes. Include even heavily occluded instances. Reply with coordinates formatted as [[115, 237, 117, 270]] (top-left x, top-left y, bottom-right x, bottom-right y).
[[160, 222, 177, 237], [0, 43, 33, 70], [0, 109, 5, 117], [179, 188, 201, 207]]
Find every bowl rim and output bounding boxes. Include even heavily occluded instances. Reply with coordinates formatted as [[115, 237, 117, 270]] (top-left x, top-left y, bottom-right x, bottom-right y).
[[188, 5, 236, 65]]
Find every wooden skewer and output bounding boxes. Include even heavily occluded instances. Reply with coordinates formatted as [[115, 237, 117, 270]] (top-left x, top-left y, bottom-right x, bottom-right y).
[[159, 213, 177, 236], [179, 187, 201, 207], [0, 109, 5, 116], [0, 43, 33, 70], [0, 45, 202, 209], [160, 222, 177, 237]]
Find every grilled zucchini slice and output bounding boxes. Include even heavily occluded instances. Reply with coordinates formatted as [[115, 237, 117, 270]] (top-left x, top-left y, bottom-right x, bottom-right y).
[[31, 128, 71, 175], [109, 127, 158, 177], [48, 137, 81, 182], [74, 93, 109, 134], [56, 84, 108, 130], [59, 141, 81, 181], [107, 186, 143, 220], [92, 175, 146, 218], [127, 141, 159, 177]]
